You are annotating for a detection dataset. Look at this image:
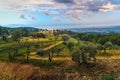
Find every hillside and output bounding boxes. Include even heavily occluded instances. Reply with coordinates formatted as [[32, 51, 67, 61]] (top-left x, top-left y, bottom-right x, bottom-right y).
[[67, 26, 120, 34], [0, 26, 39, 36]]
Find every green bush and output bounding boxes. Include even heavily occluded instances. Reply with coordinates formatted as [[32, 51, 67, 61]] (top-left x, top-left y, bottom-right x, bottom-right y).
[[36, 49, 48, 56], [72, 49, 82, 64], [102, 74, 117, 80]]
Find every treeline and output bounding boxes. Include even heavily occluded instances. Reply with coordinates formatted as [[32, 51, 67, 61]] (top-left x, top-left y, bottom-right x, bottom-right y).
[[0, 26, 47, 42], [76, 33, 120, 45], [0, 26, 39, 37], [0, 26, 10, 36]]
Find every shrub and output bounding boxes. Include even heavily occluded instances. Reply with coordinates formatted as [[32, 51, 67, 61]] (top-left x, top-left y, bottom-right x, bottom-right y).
[[36, 49, 47, 56], [72, 49, 82, 64], [34, 43, 40, 48], [102, 74, 117, 80]]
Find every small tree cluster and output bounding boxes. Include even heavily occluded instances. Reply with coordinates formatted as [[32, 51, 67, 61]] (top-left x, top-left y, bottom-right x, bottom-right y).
[[36, 49, 47, 56], [12, 30, 22, 42], [30, 32, 46, 38], [72, 44, 98, 65]]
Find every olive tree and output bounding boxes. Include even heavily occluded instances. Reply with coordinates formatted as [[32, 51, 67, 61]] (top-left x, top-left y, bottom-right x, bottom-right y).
[[12, 30, 22, 42], [2, 35, 7, 42], [10, 47, 19, 61], [72, 49, 82, 64], [103, 41, 113, 54], [36, 49, 52, 62], [72, 44, 98, 64], [62, 35, 69, 44], [37, 49, 47, 56], [26, 44, 31, 61], [66, 42, 75, 52]]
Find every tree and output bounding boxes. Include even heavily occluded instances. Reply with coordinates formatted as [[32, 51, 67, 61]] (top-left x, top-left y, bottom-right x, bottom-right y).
[[103, 41, 113, 54], [34, 43, 40, 49], [67, 42, 75, 52], [2, 35, 7, 41], [30, 32, 46, 41], [8, 52, 12, 61], [53, 30, 59, 42], [12, 30, 22, 42], [62, 35, 69, 44], [30, 32, 46, 38], [48, 50, 52, 62], [36, 49, 47, 56], [21, 28, 30, 37], [11, 47, 19, 61], [72, 49, 82, 64], [96, 44, 103, 54], [55, 45, 65, 56], [26, 44, 31, 61], [0, 27, 9, 41], [72, 44, 98, 64]]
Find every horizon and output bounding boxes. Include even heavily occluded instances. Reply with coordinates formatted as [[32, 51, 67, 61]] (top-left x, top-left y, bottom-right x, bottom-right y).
[[0, 0, 120, 29], [1, 24, 120, 30]]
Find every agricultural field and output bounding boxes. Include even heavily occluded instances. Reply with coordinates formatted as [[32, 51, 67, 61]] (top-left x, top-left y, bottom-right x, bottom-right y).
[[1, 0, 120, 80], [0, 27, 120, 80]]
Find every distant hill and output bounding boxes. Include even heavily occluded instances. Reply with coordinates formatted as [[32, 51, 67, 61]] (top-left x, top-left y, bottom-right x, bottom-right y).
[[11, 27, 39, 32], [4, 24, 27, 28], [0, 26, 40, 36], [67, 26, 120, 34]]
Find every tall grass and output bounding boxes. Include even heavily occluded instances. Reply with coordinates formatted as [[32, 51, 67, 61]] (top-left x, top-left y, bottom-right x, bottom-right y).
[[0, 62, 65, 80]]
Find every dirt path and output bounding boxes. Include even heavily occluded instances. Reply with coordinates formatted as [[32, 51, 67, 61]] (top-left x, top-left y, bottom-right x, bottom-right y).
[[43, 41, 63, 50], [30, 55, 120, 61], [97, 56, 120, 59], [0, 38, 49, 49], [30, 41, 63, 55], [30, 56, 72, 61], [29, 41, 120, 61]]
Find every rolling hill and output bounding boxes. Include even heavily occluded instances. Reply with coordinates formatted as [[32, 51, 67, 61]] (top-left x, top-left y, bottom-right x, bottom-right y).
[[67, 26, 120, 34]]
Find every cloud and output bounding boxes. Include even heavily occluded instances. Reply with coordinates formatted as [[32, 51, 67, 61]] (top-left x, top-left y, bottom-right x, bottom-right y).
[[101, 2, 116, 12], [20, 14, 26, 19], [0, 0, 120, 12], [40, 10, 50, 16], [54, 0, 75, 5], [0, 0, 120, 21], [30, 15, 36, 20], [53, 17, 60, 21]]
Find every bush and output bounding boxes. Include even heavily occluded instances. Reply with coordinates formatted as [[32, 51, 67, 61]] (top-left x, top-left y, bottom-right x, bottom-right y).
[[72, 49, 82, 64], [72, 43, 98, 64], [102, 74, 117, 80], [34, 43, 40, 48], [36, 49, 47, 56]]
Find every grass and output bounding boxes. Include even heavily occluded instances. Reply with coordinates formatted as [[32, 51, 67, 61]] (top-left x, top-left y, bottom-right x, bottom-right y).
[[0, 38, 14, 44], [101, 73, 119, 80], [0, 61, 65, 80], [0, 58, 120, 80], [0, 40, 56, 61], [0, 36, 120, 80], [98, 49, 120, 57], [0, 38, 51, 49]]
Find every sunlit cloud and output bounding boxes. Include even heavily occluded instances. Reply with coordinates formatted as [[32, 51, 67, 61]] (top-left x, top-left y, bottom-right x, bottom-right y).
[[0, 0, 120, 13], [53, 17, 60, 21]]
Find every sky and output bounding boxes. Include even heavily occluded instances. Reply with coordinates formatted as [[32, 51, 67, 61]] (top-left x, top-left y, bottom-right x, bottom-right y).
[[0, 0, 120, 29]]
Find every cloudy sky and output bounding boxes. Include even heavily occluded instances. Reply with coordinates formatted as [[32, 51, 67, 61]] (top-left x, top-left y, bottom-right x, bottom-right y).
[[0, 0, 120, 29]]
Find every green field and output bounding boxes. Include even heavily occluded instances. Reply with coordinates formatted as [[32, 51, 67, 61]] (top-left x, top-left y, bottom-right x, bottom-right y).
[[0, 32, 120, 80]]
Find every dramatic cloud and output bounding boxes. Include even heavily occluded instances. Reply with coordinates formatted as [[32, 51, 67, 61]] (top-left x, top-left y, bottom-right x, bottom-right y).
[[0, 0, 120, 21]]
